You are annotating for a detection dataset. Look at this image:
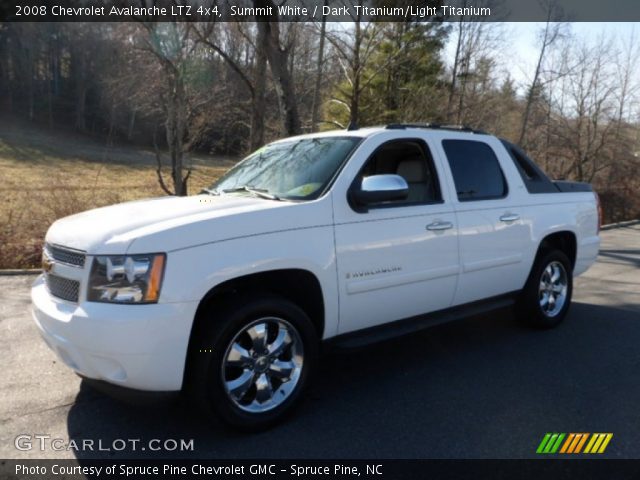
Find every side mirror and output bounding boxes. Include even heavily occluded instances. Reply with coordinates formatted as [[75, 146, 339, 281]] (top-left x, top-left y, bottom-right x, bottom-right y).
[[352, 174, 409, 205]]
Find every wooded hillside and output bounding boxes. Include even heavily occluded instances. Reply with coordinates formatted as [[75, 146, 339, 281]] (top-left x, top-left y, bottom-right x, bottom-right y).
[[0, 20, 638, 221]]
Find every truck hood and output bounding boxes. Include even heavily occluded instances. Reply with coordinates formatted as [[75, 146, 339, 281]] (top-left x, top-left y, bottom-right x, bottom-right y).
[[45, 194, 331, 254]]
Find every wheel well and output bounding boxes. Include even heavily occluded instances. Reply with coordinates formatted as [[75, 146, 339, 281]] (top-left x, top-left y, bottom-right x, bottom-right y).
[[183, 269, 325, 390], [190, 267, 324, 343], [195, 268, 324, 332], [538, 231, 577, 268]]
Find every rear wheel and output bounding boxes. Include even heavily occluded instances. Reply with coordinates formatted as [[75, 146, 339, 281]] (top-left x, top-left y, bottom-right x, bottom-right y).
[[188, 294, 318, 431], [518, 249, 573, 328]]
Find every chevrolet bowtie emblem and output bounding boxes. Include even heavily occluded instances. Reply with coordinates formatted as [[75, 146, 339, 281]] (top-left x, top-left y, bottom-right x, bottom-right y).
[[42, 252, 54, 273]]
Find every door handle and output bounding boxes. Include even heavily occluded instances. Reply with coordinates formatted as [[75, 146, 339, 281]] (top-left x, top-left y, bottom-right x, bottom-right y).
[[500, 213, 520, 222], [426, 221, 453, 231]]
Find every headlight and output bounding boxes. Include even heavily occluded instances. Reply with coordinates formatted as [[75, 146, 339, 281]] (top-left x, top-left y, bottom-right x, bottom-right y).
[[88, 253, 166, 304]]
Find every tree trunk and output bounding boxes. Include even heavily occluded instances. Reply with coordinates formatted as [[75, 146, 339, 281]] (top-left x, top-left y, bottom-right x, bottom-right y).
[[0, 37, 14, 113], [310, 1, 328, 132], [47, 59, 54, 129], [250, 23, 268, 150], [455, 54, 470, 125], [76, 86, 87, 132], [255, 0, 302, 135], [127, 109, 137, 141], [349, 18, 362, 127], [518, 15, 556, 147], [195, 23, 261, 150], [383, 22, 404, 121], [166, 76, 189, 196], [447, 18, 465, 122], [17, 33, 36, 121], [74, 53, 87, 132], [107, 101, 117, 146]]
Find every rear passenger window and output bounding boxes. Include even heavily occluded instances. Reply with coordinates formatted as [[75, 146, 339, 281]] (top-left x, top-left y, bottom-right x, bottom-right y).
[[442, 140, 507, 201]]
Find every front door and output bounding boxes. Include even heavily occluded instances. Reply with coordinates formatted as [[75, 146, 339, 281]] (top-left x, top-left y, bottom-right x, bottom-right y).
[[333, 136, 460, 335]]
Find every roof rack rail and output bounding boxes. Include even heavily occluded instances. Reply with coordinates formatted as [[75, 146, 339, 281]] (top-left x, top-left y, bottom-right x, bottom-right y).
[[385, 123, 487, 135]]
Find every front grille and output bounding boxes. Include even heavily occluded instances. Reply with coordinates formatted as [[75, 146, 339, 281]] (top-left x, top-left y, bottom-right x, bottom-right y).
[[45, 243, 86, 267], [45, 274, 80, 303]]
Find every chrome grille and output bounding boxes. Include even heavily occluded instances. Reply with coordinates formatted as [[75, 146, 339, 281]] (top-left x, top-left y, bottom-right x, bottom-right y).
[[45, 274, 80, 303], [45, 243, 86, 267]]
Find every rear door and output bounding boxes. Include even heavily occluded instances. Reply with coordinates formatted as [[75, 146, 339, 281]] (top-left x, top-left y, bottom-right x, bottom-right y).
[[332, 134, 460, 334], [435, 135, 531, 306]]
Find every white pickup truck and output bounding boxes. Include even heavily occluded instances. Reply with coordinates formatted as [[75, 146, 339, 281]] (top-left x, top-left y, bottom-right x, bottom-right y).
[[32, 124, 601, 430]]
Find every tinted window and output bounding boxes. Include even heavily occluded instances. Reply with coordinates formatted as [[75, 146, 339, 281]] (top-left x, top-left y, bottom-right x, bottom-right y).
[[210, 137, 361, 200], [356, 139, 441, 207], [442, 140, 507, 201]]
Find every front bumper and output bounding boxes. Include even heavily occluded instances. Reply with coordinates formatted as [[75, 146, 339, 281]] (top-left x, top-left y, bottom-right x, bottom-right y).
[[31, 275, 198, 391]]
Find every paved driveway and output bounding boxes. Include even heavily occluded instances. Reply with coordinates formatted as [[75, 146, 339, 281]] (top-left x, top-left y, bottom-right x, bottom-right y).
[[1, 225, 638, 459]]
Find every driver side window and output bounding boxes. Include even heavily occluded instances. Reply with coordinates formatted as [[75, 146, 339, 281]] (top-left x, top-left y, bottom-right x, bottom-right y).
[[358, 139, 442, 207]]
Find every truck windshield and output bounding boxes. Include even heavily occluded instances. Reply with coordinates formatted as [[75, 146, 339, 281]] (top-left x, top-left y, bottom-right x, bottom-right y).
[[207, 136, 361, 201]]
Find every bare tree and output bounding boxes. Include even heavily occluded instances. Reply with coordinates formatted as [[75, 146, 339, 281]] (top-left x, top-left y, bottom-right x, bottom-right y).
[[195, 22, 268, 150], [609, 29, 640, 170], [119, 22, 217, 196], [446, 4, 501, 123], [550, 36, 617, 182], [310, 1, 328, 132], [67, 24, 94, 132], [254, 0, 302, 135], [518, 0, 566, 146]]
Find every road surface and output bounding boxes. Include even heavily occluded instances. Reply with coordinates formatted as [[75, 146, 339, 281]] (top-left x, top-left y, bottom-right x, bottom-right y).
[[1, 225, 638, 459]]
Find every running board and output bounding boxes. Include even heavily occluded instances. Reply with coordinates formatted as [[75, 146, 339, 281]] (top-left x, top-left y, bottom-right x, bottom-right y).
[[326, 292, 518, 349]]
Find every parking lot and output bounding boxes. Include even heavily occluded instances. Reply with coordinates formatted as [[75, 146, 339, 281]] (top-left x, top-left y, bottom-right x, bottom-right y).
[[1, 224, 639, 460]]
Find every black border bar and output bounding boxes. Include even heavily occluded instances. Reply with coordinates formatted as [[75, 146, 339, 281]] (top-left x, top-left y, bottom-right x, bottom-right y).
[[2, 0, 640, 22], [3, 459, 640, 480]]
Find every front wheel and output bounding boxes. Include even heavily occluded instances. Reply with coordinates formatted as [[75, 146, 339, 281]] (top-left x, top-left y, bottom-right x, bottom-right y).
[[188, 294, 318, 431], [517, 250, 573, 328]]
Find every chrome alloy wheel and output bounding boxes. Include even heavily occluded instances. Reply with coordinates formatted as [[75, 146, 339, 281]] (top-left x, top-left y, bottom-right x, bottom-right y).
[[221, 317, 304, 413], [538, 260, 568, 317]]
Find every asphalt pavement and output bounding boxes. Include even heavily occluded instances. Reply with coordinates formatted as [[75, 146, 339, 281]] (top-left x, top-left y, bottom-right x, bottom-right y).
[[1, 225, 639, 460]]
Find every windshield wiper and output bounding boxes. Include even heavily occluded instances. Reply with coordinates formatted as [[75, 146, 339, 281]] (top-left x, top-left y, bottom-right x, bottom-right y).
[[222, 186, 281, 201], [200, 188, 220, 195]]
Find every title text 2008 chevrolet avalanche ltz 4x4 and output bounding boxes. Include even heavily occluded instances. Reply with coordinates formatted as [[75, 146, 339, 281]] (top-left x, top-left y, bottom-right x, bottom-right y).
[[32, 124, 601, 430]]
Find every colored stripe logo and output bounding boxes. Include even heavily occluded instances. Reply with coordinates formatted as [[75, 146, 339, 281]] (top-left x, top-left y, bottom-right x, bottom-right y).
[[536, 433, 613, 454]]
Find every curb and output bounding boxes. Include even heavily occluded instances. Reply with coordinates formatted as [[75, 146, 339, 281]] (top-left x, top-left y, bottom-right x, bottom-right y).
[[601, 219, 640, 230], [0, 269, 41, 276]]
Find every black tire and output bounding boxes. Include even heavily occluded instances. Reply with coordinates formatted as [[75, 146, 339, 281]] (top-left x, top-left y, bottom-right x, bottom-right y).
[[517, 249, 573, 329], [187, 293, 318, 431]]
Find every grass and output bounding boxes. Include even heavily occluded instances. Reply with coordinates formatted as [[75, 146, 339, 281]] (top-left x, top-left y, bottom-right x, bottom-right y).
[[0, 118, 237, 269]]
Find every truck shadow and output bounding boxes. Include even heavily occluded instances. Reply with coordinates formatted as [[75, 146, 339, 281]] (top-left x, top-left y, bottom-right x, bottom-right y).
[[67, 301, 640, 460], [598, 248, 640, 267]]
